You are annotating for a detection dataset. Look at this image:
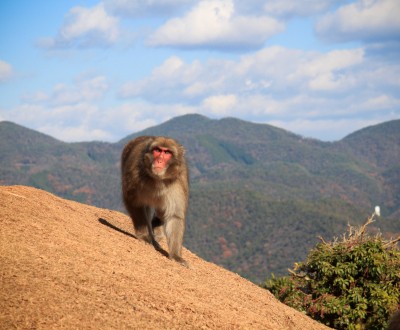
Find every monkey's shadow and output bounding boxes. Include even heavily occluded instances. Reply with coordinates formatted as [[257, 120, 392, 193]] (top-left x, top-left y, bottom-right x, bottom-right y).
[[98, 218, 169, 258]]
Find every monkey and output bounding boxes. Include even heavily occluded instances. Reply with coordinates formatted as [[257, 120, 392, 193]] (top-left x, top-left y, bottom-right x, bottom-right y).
[[388, 310, 400, 330], [121, 136, 189, 267]]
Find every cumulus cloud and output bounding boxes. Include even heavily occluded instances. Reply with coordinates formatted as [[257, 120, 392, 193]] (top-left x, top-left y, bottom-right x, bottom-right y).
[[4, 99, 198, 142], [290, 48, 365, 91], [38, 3, 119, 49], [1, 102, 112, 142], [0, 60, 13, 82], [120, 46, 369, 102], [202, 94, 237, 115], [120, 56, 236, 105], [107, 102, 196, 133], [147, 0, 284, 50], [50, 76, 108, 106], [358, 94, 400, 112], [22, 75, 109, 106], [2, 75, 110, 142], [118, 44, 399, 139], [40, 124, 113, 142], [1, 72, 197, 142], [316, 0, 400, 43]]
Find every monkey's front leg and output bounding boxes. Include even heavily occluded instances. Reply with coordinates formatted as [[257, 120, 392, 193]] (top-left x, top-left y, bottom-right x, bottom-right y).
[[164, 216, 188, 267]]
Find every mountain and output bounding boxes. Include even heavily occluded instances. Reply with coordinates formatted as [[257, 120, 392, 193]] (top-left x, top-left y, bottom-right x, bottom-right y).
[[1, 185, 329, 329], [334, 120, 400, 218], [0, 121, 121, 210], [1, 115, 399, 282]]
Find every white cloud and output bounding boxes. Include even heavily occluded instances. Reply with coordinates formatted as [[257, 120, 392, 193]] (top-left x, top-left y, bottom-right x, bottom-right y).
[[118, 44, 399, 139], [39, 123, 113, 142], [23, 75, 109, 106], [358, 94, 400, 111], [120, 46, 369, 102], [38, 3, 119, 49], [50, 76, 108, 106], [290, 48, 364, 91], [147, 0, 284, 50], [0, 60, 13, 82], [316, 0, 400, 43], [202, 94, 237, 115], [2, 100, 115, 142], [152, 56, 186, 77], [106, 102, 196, 134], [105, 103, 158, 134], [120, 56, 211, 102], [0, 75, 111, 142], [299, 49, 364, 75], [1, 69, 197, 141]]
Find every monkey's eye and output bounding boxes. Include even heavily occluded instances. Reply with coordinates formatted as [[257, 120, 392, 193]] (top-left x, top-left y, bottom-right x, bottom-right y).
[[152, 147, 173, 158], [152, 146, 172, 155]]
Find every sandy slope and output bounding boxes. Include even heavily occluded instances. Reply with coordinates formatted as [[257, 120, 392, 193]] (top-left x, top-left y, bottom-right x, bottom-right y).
[[0, 186, 330, 329]]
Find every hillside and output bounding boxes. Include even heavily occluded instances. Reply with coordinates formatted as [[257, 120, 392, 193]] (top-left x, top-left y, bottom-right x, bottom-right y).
[[0, 121, 121, 210], [1, 115, 399, 282], [0, 185, 330, 329]]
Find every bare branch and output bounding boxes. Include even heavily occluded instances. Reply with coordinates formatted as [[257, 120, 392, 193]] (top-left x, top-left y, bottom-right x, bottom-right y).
[[383, 236, 400, 248]]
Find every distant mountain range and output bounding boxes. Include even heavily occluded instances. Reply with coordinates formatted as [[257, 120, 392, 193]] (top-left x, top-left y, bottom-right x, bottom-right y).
[[1, 114, 399, 282]]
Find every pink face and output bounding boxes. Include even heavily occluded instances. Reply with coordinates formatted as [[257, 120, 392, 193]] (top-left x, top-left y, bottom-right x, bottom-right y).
[[152, 146, 173, 173]]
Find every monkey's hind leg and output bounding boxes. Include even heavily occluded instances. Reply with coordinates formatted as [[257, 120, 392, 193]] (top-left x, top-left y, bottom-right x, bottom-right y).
[[164, 217, 188, 267], [152, 216, 166, 243]]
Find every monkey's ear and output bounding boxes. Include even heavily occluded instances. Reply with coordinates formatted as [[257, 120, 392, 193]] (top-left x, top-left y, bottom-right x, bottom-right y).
[[180, 145, 186, 155]]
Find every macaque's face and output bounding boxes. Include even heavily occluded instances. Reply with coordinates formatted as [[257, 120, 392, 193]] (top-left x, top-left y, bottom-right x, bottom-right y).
[[152, 146, 173, 174]]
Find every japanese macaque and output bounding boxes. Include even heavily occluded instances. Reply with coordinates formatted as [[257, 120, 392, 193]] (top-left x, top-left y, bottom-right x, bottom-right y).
[[121, 136, 189, 266], [388, 311, 400, 330]]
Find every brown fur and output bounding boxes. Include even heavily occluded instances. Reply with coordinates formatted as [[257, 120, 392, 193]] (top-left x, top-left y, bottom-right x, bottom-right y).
[[388, 311, 400, 330], [121, 136, 189, 266]]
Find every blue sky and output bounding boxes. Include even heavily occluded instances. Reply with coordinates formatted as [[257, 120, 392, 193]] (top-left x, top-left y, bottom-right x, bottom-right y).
[[0, 0, 399, 142]]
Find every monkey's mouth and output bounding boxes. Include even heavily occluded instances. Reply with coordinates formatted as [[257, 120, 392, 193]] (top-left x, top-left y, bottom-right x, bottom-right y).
[[152, 165, 166, 175], [153, 164, 164, 171]]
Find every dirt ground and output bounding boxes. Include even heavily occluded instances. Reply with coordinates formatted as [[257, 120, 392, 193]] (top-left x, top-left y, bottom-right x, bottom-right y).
[[0, 185, 330, 329]]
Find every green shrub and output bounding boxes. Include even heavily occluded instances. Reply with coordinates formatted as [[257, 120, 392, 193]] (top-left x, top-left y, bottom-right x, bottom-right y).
[[263, 210, 400, 329]]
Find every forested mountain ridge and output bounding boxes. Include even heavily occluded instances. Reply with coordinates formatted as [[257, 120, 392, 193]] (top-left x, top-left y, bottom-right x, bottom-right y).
[[1, 115, 399, 282]]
